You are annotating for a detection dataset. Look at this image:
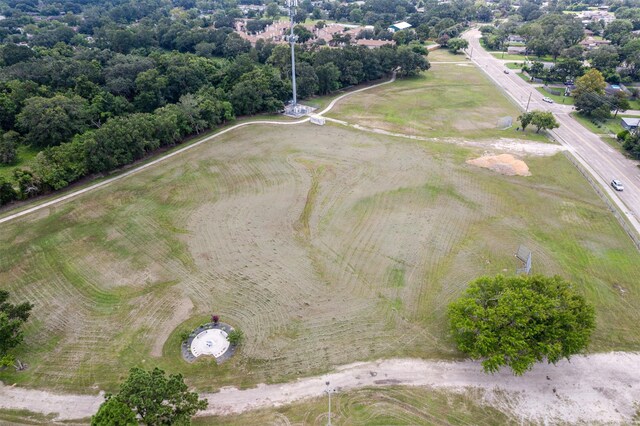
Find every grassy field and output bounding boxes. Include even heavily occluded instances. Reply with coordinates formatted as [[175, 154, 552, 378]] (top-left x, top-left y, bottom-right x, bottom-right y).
[[2, 49, 640, 407], [1, 121, 640, 394], [505, 62, 525, 70], [489, 52, 554, 62], [329, 50, 546, 141], [571, 112, 627, 135], [535, 87, 575, 105], [195, 387, 517, 425]]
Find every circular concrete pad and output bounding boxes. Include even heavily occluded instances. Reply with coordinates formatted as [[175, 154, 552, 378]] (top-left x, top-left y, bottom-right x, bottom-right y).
[[190, 329, 230, 358]]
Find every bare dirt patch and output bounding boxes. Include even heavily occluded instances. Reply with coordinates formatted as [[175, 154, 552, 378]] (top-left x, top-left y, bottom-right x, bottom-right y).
[[467, 154, 531, 176]]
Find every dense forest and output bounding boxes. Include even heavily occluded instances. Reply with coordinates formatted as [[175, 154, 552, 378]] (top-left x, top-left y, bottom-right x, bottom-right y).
[[0, 0, 433, 205]]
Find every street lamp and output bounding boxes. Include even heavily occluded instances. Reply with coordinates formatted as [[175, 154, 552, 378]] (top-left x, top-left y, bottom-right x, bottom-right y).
[[325, 381, 335, 426]]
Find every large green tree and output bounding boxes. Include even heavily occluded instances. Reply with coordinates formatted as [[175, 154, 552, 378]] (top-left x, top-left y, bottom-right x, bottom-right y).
[[16, 95, 91, 148], [315, 63, 341, 95], [572, 69, 607, 116], [0, 290, 34, 366], [448, 275, 595, 375], [92, 397, 137, 426], [530, 110, 559, 133], [447, 37, 468, 54], [92, 367, 208, 426]]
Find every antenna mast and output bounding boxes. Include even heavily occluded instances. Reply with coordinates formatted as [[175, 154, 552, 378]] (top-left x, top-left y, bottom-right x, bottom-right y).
[[288, 0, 297, 107]]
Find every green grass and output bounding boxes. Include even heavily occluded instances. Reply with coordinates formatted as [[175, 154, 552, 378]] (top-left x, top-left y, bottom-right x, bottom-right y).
[[505, 62, 525, 70], [2, 47, 640, 400], [0, 144, 40, 180], [628, 99, 640, 110], [2, 123, 640, 394], [535, 87, 575, 105], [329, 49, 547, 141], [571, 112, 626, 135], [0, 409, 60, 425], [490, 52, 554, 62], [195, 386, 518, 425]]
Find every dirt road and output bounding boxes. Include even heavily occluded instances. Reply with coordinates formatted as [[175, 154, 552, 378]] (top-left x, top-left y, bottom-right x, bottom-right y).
[[1, 353, 639, 423]]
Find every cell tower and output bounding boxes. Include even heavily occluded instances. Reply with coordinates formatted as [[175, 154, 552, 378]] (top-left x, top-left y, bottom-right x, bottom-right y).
[[283, 0, 315, 117], [289, 0, 297, 108]]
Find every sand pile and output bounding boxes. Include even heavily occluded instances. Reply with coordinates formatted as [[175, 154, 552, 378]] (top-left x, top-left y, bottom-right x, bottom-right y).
[[466, 153, 530, 176]]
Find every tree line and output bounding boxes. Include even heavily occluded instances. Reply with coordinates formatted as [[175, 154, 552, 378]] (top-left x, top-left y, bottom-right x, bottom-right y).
[[0, 43, 428, 206]]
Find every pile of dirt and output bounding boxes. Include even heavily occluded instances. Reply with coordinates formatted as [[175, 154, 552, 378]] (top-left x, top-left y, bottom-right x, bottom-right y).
[[466, 153, 530, 176]]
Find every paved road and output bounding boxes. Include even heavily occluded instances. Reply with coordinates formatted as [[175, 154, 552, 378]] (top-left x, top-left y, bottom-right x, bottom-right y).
[[463, 29, 640, 236]]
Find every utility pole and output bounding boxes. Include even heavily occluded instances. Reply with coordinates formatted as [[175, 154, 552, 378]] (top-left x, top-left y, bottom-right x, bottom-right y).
[[325, 381, 333, 426], [289, 0, 297, 108], [525, 92, 532, 112]]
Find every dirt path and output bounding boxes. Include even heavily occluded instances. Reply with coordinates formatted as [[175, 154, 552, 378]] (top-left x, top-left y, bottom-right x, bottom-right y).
[[1, 353, 639, 423], [324, 118, 565, 156]]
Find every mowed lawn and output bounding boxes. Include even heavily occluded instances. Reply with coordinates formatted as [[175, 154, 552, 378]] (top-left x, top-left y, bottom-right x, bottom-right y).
[[328, 49, 545, 141], [1, 120, 640, 394]]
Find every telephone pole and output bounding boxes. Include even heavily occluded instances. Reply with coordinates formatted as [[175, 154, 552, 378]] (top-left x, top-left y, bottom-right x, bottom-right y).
[[525, 92, 532, 112]]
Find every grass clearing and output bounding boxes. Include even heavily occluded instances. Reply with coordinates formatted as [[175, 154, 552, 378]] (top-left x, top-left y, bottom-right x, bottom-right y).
[[571, 112, 627, 135], [329, 50, 545, 141], [489, 52, 554, 62], [505, 62, 525, 70], [535, 87, 575, 105], [195, 386, 517, 425], [1, 122, 640, 394], [0, 145, 39, 180]]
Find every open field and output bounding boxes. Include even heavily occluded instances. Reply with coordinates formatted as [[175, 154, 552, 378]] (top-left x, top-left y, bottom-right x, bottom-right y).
[[195, 386, 515, 425], [2, 119, 640, 394], [328, 50, 546, 141]]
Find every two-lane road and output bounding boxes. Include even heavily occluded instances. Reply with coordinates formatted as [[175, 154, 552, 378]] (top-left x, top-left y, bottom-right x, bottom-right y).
[[463, 29, 640, 235]]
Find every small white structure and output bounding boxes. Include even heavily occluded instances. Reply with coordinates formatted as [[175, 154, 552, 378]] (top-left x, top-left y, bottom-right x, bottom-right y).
[[621, 117, 640, 131], [190, 329, 230, 358], [388, 22, 412, 33], [310, 115, 326, 125]]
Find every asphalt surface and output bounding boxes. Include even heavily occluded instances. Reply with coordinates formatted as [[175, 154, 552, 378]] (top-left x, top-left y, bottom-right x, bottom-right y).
[[463, 29, 640, 236]]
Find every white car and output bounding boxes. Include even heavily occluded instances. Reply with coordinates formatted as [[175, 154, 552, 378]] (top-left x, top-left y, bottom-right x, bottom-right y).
[[611, 179, 624, 191], [542, 97, 554, 103]]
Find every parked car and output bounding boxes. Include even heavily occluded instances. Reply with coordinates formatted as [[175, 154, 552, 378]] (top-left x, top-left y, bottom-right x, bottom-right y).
[[542, 97, 554, 103], [611, 179, 624, 191], [503, 69, 509, 74]]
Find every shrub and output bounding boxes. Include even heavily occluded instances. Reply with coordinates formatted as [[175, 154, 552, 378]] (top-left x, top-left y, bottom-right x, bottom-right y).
[[227, 329, 244, 346]]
